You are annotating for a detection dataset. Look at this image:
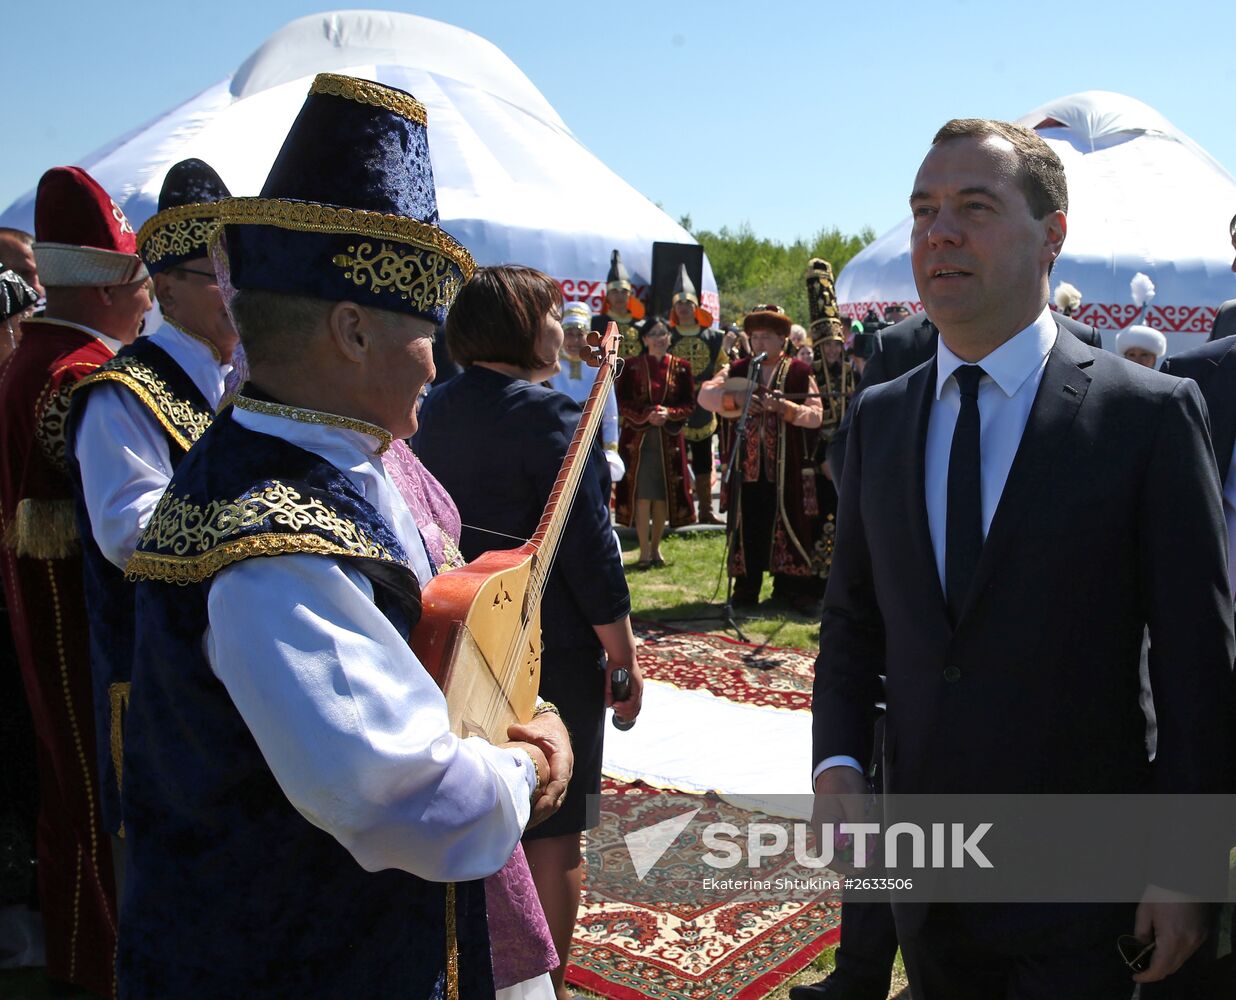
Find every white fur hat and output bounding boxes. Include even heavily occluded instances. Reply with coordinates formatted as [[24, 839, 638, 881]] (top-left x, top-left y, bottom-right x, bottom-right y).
[[1115, 325, 1167, 359]]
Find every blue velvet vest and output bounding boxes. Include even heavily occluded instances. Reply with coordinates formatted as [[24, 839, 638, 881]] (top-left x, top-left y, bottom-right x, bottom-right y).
[[66, 336, 216, 835], [118, 409, 493, 999]]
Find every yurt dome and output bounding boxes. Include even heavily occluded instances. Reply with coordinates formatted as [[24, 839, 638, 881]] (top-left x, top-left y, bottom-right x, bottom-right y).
[[836, 91, 1236, 355], [0, 10, 718, 319]]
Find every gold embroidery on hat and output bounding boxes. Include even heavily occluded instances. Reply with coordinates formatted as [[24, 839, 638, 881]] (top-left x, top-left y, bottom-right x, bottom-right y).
[[74, 356, 213, 453], [126, 481, 397, 585], [213, 198, 475, 281], [137, 203, 221, 265], [332, 241, 461, 310], [309, 73, 428, 126]]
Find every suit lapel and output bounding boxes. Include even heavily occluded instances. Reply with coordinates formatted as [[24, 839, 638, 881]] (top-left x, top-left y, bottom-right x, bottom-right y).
[[960, 326, 1093, 622], [1203, 343, 1236, 482], [900, 359, 949, 616]]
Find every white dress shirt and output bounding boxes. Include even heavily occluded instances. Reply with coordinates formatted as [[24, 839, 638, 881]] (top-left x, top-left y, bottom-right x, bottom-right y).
[[204, 402, 536, 880], [72, 322, 231, 567], [814, 308, 1058, 784]]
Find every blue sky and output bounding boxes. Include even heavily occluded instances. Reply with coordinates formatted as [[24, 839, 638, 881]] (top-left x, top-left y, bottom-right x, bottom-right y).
[[3, 0, 1233, 244]]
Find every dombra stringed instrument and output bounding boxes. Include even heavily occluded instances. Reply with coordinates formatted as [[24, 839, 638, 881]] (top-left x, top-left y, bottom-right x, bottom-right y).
[[722, 376, 842, 400], [410, 324, 622, 743]]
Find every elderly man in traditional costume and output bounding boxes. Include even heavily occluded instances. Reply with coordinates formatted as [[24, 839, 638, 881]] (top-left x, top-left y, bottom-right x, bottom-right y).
[[593, 248, 645, 359], [668, 264, 724, 524], [66, 159, 236, 853], [118, 74, 569, 999], [547, 300, 624, 483], [0, 165, 152, 997], [699, 305, 824, 613]]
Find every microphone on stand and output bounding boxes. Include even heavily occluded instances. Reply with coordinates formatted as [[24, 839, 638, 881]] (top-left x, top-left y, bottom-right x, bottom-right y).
[[750, 351, 768, 363]]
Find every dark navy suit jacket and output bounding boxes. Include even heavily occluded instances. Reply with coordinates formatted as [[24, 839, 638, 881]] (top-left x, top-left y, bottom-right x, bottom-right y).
[[416, 365, 630, 651]]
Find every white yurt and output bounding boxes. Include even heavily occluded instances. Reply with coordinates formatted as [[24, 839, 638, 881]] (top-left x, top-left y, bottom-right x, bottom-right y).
[[836, 90, 1236, 356], [0, 10, 718, 320]]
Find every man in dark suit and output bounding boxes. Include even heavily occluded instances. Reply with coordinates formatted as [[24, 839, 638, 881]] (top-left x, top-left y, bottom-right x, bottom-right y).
[[811, 118, 1233, 999], [828, 309, 1101, 481], [1206, 213, 1236, 343]]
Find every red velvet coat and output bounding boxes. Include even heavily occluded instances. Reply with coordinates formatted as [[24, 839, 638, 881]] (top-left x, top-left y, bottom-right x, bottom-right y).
[[0, 318, 117, 997], [614, 352, 696, 527]]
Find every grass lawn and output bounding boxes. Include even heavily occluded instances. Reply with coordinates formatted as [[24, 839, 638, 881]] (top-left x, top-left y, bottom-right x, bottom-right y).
[[621, 528, 822, 653]]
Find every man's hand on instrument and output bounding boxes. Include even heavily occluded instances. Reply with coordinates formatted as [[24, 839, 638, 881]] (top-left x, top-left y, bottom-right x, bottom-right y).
[[502, 738, 551, 823], [507, 711, 573, 829]]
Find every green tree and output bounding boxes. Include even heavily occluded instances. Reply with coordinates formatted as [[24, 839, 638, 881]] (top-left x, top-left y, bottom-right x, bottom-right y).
[[681, 217, 875, 327]]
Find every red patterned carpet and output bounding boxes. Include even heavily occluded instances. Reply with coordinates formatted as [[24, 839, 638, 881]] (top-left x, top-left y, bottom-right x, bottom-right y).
[[632, 620, 816, 709], [566, 623, 838, 999]]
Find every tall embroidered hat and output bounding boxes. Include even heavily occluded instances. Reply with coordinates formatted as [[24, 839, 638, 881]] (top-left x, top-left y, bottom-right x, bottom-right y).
[[668, 263, 714, 329], [805, 257, 846, 344], [137, 158, 231, 275], [33, 166, 147, 287], [213, 73, 474, 324], [606, 249, 632, 291]]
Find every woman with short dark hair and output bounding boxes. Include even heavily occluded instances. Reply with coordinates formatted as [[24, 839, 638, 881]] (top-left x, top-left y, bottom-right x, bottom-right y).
[[418, 264, 643, 1000]]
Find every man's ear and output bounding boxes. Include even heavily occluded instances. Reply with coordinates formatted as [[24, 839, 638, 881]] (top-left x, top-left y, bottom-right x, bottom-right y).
[[152, 273, 175, 314], [328, 301, 369, 364], [1043, 210, 1067, 265]]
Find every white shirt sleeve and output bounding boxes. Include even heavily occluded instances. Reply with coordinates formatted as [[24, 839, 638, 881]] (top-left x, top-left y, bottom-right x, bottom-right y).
[[72, 384, 174, 568], [205, 552, 536, 881], [811, 756, 865, 785]]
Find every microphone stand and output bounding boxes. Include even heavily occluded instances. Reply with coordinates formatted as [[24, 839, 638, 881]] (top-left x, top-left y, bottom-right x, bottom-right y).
[[673, 353, 768, 644]]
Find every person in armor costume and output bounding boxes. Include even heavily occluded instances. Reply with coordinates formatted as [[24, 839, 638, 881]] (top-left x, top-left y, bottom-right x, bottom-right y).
[[592, 248, 646, 359], [667, 264, 724, 523], [547, 300, 624, 484], [0, 165, 152, 997], [699, 305, 823, 613], [615, 318, 696, 567], [118, 75, 569, 999], [66, 159, 236, 854], [805, 260, 858, 590]]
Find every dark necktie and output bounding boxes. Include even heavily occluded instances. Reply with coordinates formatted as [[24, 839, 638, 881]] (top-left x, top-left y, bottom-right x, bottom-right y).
[[946, 364, 985, 623]]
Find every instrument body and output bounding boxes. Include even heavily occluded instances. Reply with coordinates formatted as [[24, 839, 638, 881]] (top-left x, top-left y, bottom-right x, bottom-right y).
[[412, 544, 541, 742], [410, 325, 621, 743]]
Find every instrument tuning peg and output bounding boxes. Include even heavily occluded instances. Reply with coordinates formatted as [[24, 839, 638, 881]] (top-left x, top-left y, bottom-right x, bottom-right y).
[[585, 330, 602, 348]]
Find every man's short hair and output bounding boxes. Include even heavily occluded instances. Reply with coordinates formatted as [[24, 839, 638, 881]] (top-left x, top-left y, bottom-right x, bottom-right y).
[[1229, 212, 1235, 240], [932, 119, 1068, 219], [228, 289, 334, 366], [0, 227, 34, 247], [446, 265, 563, 369]]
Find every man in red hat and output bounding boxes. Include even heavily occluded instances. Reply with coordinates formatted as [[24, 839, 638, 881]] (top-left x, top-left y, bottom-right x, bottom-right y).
[[0, 165, 151, 997]]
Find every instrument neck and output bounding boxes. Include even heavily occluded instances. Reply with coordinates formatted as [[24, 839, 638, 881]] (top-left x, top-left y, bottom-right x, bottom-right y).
[[525, 360, 617, 604]]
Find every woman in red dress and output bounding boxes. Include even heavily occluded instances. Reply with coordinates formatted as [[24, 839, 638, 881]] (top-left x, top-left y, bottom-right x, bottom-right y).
[[614, 318, 696, 567]]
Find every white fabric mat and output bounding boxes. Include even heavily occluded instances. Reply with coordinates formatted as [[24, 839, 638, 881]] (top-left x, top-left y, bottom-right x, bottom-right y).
[[602, 678, 815, 820]]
